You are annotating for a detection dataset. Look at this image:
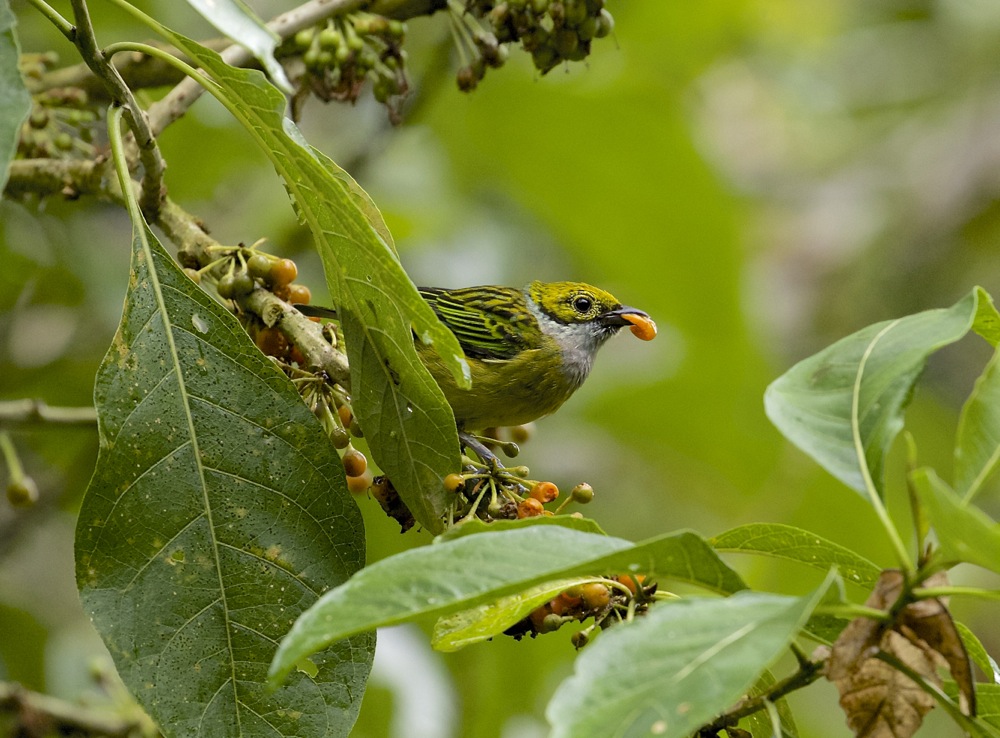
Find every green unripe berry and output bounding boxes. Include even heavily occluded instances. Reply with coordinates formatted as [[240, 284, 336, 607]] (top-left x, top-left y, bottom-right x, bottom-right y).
[[6, 477, 39, 508], [531, 0, 548, 14], [594, 9, 613, 37], [217, 271, 254, 299], [532, 45, 558, 72], [303, 47, 322, 68], [570, 482, 594, 504], [541, 613, 563, 633], [319, 28, 343, 49], [54, 132, 73, 150], [329, 424, 350, 449], [216, 273, 237, 299], [577, 16, 597, 41], [232, 271, 255, 296], [247, 253, 272, 279], [553, 28, 579, 57], [388, 20, 405, 38], [571, 630, 589, 649], [456, 65, 479, 92], [28, 108, 49, 129], [295, 29, 315, 49]]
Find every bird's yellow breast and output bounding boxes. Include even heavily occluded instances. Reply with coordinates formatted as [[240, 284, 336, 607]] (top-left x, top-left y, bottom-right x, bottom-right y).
[[417, 340, 584, 430]]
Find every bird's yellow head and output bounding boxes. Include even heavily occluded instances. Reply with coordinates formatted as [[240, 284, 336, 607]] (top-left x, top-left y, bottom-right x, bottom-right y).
[[527, 281, 657, 341]]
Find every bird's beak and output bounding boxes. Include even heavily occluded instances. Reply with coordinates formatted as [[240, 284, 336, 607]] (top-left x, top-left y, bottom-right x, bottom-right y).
[[601, 306, 657, 341]]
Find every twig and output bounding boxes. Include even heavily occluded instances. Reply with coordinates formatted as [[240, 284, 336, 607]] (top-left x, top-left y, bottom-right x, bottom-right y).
[[26, 39, 231, 99], [145, 0, 368, 136], [4, 159, 353, 391], [24, 0, 75, 41], [0, 681, 157, 738], [697, 657, 826, 734], [68, 0, 166, 220], [0, 399, 97, 425]]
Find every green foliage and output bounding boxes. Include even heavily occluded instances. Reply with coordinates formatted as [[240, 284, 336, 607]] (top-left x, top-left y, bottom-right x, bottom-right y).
[[765, 287, 1000, 499], [111, 2, 469, 533], [6, 2, 1000, 737], [0, 0, 29, 193], [956, 348, 1000, 502], [545, 578, 833, 738], [268, 527, 745, 686], [911, 468, 1000, 576], [710, 522, 881, 591], [181, 0, 292, 93], [76, 111, 371, 738]]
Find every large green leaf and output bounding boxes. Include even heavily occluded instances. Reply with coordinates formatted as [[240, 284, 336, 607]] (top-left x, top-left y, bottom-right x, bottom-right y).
[[431, 577, 597, 652], [956, 347, 1000, 502], [108, 3, 470, 533], [545, 578, 832, 738], [77, 130, 370, 736], [765, 287, 999, 498], [268, 528, 746, 686], [911, 467, 1000, 575], [182, 0, 292, 93], [0, 0, 30, 193], [710, 522, 881, 590]]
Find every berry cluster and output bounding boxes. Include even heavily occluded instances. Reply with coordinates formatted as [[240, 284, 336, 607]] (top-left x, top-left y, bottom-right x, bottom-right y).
[[443, 446, 595, 525], [286, 14, 409, 123], [457, 0, 613, 86], [284, 363, 374, 494], [16, 54, 99, 161], [508, 574, 656, 644]]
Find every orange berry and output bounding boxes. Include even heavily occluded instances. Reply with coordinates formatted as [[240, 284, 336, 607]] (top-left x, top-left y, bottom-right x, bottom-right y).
[[287, 283, 311, 305], [443, 473, 465, 493], [616, 574, 646, 595], [346, 469, 373, 494], [529, 481, 559, 503], [342, 449, 367, 477], [289, 346, 306, 365], [255, 327, 288, 358], [338, 405, 353, 428], [269, 258, 298, 287], [580, 582, 610, 609], [622, 313, 657, 341], [529, 604, 551, 632], [517, 498, 544, 518]]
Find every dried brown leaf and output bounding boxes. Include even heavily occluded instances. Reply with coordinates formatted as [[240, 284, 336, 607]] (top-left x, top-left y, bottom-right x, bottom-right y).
[[897, 573, 976, 716], [834, 630, 940, 738], [827, 570, 903, 681]]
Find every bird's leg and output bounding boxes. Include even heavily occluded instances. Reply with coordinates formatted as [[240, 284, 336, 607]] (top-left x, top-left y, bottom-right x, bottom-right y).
[[458, 430, 501, 469]]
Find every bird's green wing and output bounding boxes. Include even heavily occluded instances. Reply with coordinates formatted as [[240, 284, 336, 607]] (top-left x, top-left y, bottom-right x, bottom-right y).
[[419, 286, 540, 360]]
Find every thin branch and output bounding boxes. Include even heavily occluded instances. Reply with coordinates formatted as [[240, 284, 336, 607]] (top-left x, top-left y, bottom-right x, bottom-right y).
[[0, 399, 97, 426], [25, 0, 75, 41], [0, 682, 157, 738], [697, 658, 826, 735], [4, 158, 353, 391], [26, 39, 231, 99], [68, 0, 166, 220]]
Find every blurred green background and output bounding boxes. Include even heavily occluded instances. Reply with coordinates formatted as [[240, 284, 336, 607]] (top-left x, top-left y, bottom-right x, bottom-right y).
[[3, 1, 1000, 736]]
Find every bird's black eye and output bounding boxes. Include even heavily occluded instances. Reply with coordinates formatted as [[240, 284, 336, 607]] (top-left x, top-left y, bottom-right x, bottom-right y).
[[573, 296, 593, 313]]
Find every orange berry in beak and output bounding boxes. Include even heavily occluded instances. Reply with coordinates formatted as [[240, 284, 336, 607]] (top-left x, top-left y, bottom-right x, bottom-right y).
[[621, 313, 657, 341]]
